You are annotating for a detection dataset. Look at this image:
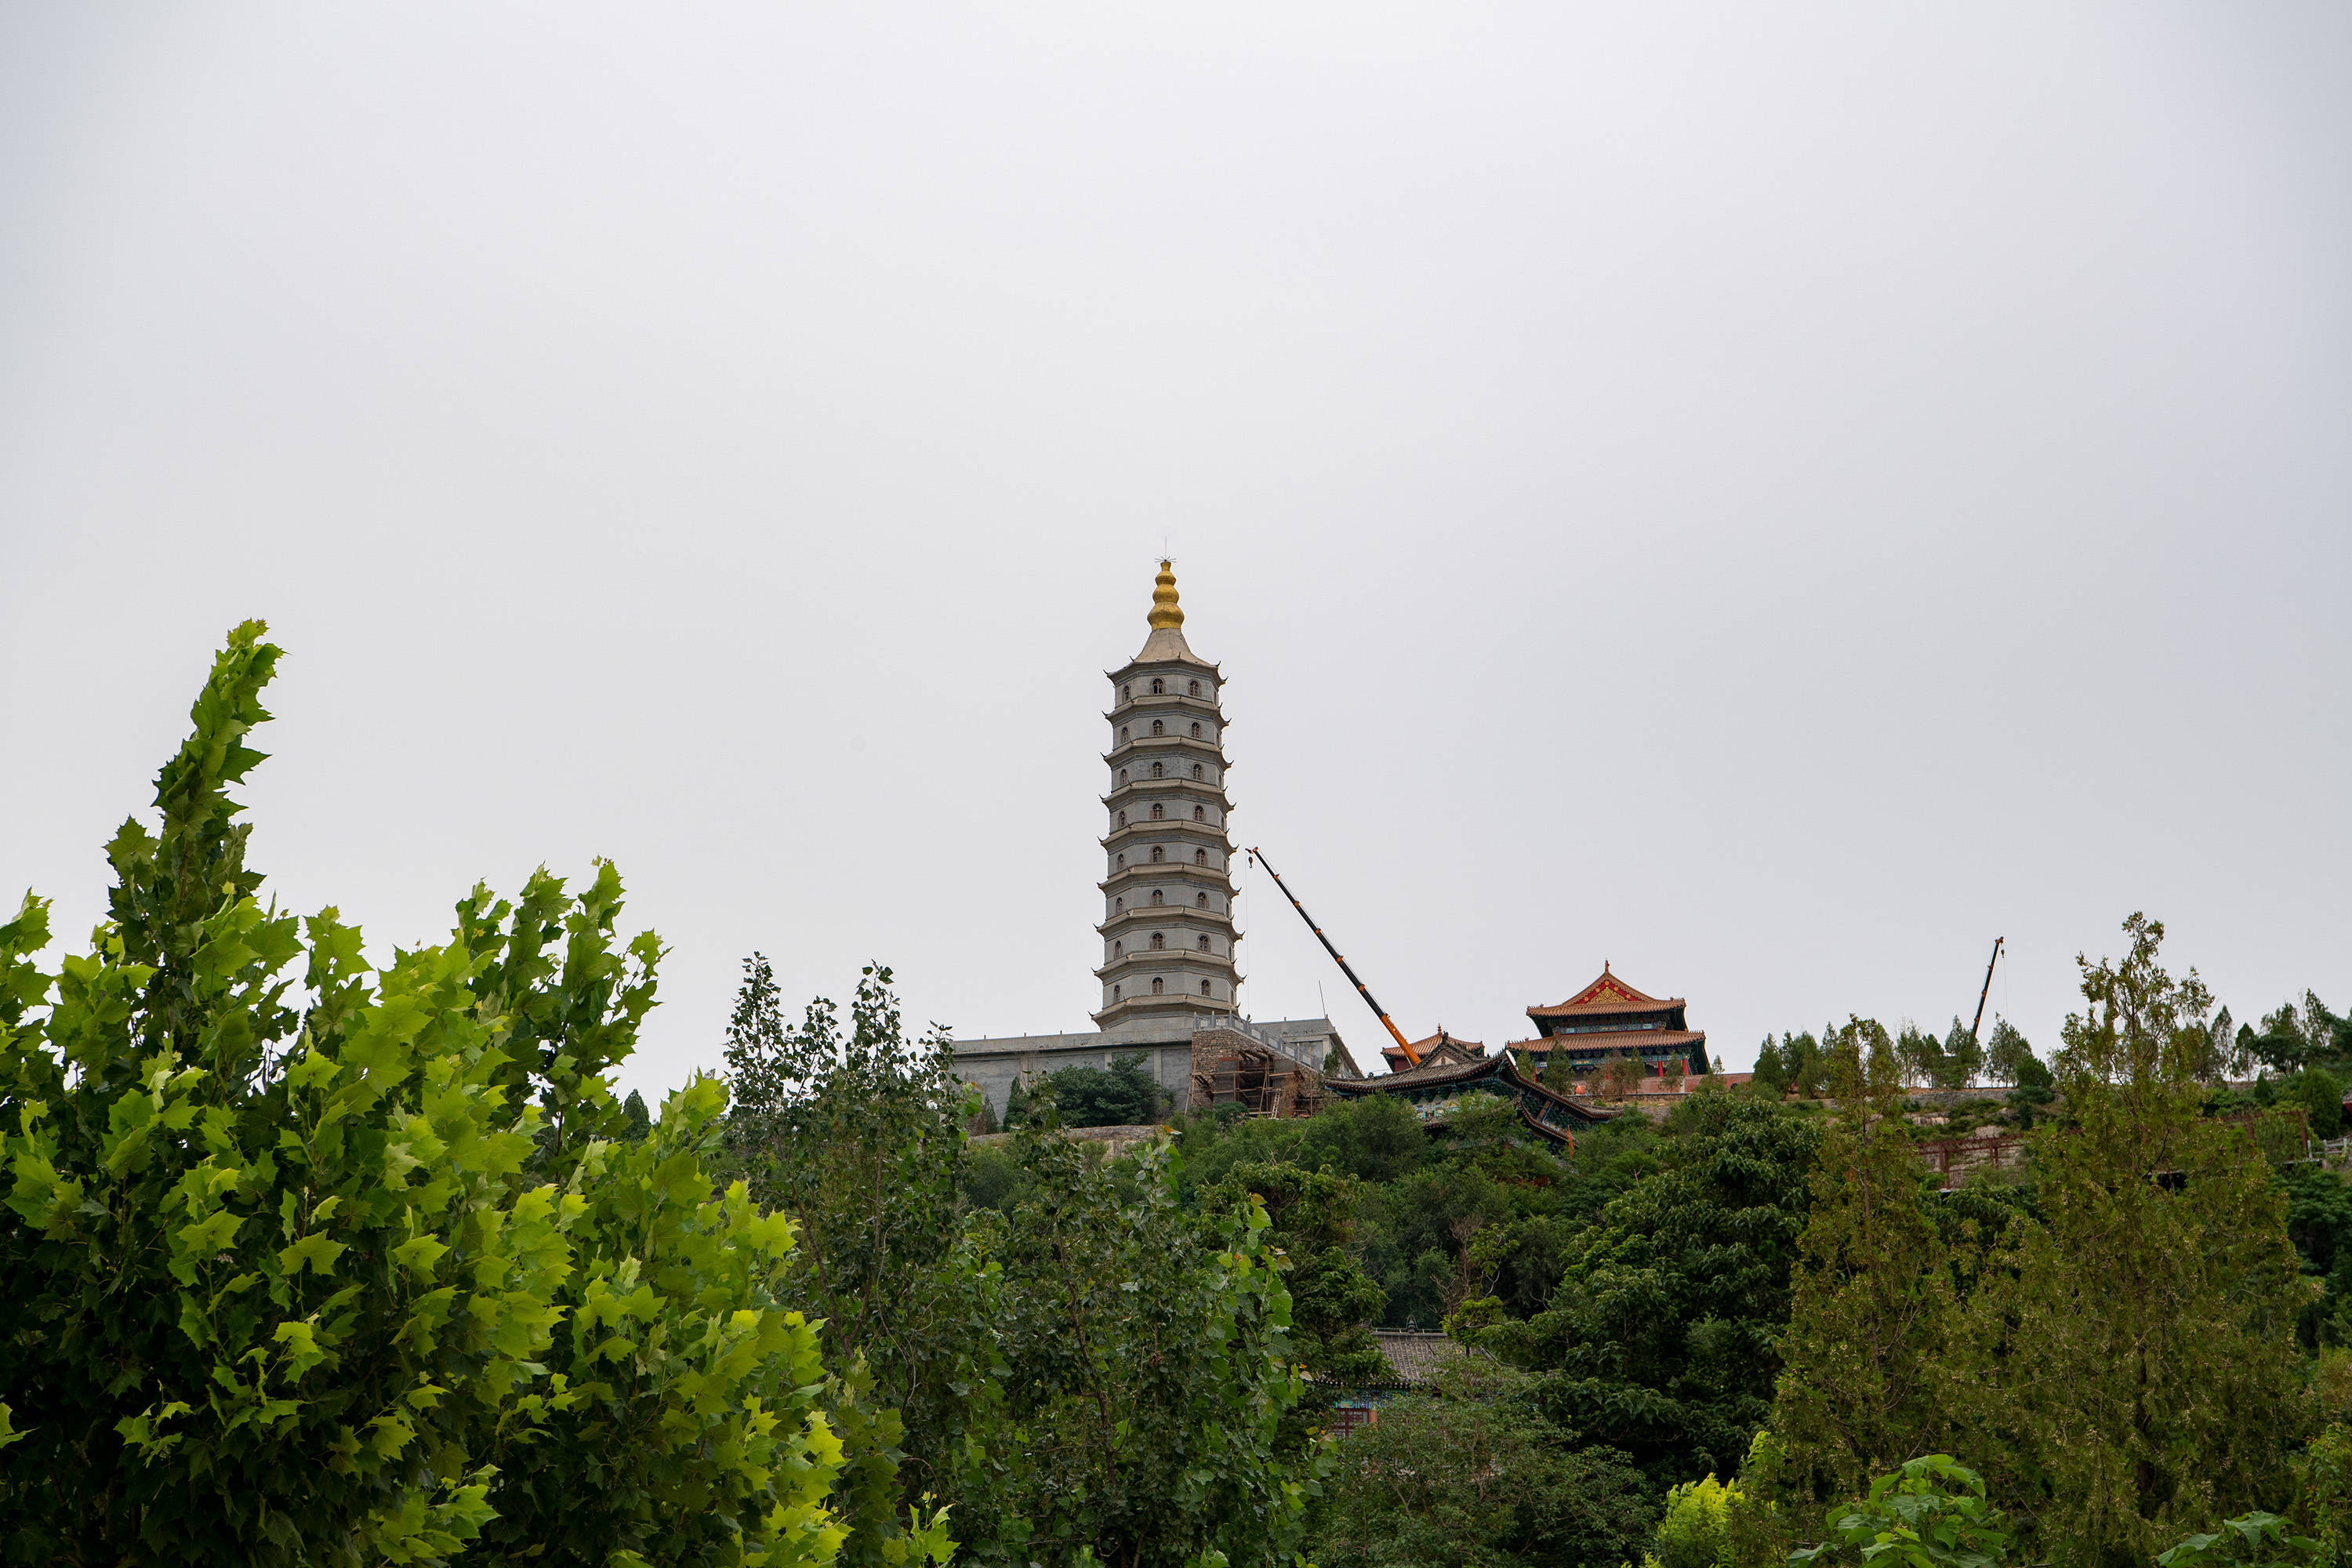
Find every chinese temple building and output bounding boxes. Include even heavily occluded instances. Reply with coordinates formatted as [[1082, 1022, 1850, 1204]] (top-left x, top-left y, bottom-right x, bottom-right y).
[[1507, 965, 1710, 1080], [1379, 1029, 1483, 1074], [1323, 1051, 1614, 1149]]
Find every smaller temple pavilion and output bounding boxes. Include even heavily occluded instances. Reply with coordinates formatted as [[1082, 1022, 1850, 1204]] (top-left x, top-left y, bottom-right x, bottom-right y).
[[1378, 1029, 1483, 1074], [1507, 965, 1711, 1080], [1324, 1052, 1613, 1149]]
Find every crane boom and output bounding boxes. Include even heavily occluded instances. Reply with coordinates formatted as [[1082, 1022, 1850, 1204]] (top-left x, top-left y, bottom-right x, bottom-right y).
[[1969, 937, 2005, 1042], [1246, 848, 1419, 1067]]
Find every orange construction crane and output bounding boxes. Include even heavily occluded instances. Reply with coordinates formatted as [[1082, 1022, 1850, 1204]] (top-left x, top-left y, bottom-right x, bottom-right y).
[[1969, 937, 2005, 1044], [1246, 848, 1420, 1068]]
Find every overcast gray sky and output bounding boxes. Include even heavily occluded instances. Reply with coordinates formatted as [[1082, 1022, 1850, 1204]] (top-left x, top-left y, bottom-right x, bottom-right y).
[[4, 3, 2347, 1098]]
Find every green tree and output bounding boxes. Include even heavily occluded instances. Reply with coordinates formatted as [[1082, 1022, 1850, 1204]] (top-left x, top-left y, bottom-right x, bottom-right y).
[[1650, 1472, 1743, 1568], [0, 623, 848, 1568], [717, 959, 989, 1563], [1767, 1088, 1963, 1518], [983, 1118, 1316, 1567], [1936, 1018, 1982, 1091], [1311, 1361, 1653, 1568], [1982, 1019, 2038, 1088], [1479, 1093, 1822, 1486], [1214, 1161, 1386, 1384], [1038, 1050, 1168, 1127], [1894, 1024, 1944, 1091], [2297, 1068, 2346, 1140], [1962, 914, 2314, 1568]]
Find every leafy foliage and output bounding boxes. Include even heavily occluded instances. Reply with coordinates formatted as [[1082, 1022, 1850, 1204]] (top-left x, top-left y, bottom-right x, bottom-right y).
[[0, 624, 846, 1568], [1478, 1091, 1823, 1487], [720, 959, 1321, 1567], [1788, 1456, 2010, 1568], [2155, 1512, 2323, 1568], [1980, 1020, 2042, 1090], [980, 1119, 1316, 1567], [718, 955, 985, 1563], [1312, 1361, 1653, 1568], [1011, 1051, 1169, 1129], [1767, 1085, 1963, 1515], [1650, 1472, 1742, 1568]]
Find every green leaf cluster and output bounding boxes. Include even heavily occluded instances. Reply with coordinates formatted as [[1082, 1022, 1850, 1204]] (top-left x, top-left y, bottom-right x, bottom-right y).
[[721, 960, 1318, 1567], [1309, 1359, 1653, 1568], [1788, 1456, 2009, 1568], [0, 624, 848, 1567]]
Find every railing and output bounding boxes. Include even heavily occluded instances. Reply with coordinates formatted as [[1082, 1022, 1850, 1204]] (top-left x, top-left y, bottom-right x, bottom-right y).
[[1103, 733, 1222, 760], [1102, 816, 1226, 841], [1106, 691, 1221, 717]]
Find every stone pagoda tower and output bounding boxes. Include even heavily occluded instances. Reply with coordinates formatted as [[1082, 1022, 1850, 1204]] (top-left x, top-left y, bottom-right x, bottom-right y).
[[1094, 561, 1240, 1025]]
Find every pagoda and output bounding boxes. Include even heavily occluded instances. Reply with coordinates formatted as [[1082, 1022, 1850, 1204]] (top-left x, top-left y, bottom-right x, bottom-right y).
[[1508, 965, 1710, 1079], [945, 561, 1360, 1123], [1093, 561, 1241, 1025]]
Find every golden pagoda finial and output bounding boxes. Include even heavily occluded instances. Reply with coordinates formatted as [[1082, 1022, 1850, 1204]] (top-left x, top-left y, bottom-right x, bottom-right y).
[[1147, 559, 1184, 630]]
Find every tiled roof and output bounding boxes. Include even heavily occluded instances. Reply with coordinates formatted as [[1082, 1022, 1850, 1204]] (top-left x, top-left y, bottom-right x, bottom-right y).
[[1348, 1054, 1507, 1091], [1528, 967, 1682, 1018], [1508, 1030, 1707, 1053], [1381, 1032, 1484, 1069], [1370, 1330, 1459, 1386]]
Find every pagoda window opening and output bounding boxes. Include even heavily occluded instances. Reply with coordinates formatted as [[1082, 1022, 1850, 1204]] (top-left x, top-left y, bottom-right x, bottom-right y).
[[1113, 940, 1123, 956], [1116, 810, 1127, 827], [1193, 849, 1207, 866], [1188, 680, 1200, 697], [1151, 889, 1164, 905], [1152, 762, 1164, 778], [1112, 984, 1121, 1001], [1151, 846, 1165, 862], [1119, 726, 1130, 742], [1196, 935, 1210, 953], [1122, 683, 1131, 701], [1151, 719, 1164, 737], [1200, 981, 1212, 997], [1195, 893, 1208, 908], [1119, 768, 1128, 785], [1114, 896, 1123, 912], [1151, 677, 1164, 695], [1116, 853, 1126, 869], [1190, 764, 1203, 779], [1190, 723, 1202, 738], [1192, 805, 1205, 822], [1150, 804, 1164, 820], [1150, 932, 1165, 949], [1152, 978, 1165, 995]]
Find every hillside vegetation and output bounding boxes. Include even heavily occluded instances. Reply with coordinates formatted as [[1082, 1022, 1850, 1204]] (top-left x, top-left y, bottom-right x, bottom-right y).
[[4, 627, 2347, 1568]]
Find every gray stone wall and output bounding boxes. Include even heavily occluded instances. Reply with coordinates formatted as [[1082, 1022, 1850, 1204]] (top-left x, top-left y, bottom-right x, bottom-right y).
[[951, 1015, 1355, 1119]]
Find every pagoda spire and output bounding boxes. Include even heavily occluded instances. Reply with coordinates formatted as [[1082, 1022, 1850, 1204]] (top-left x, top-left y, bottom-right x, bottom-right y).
[[1148, 559, 1184, 630]]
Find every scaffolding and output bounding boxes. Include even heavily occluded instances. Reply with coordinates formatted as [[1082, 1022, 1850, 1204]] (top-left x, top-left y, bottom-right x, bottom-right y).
[[1190, 1026, 1323, 1117]]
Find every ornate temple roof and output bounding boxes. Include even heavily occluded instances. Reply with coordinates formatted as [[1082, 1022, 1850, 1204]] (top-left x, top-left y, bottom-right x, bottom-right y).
[[1325, 1049, 1617, 1145], [1526, 964, 1686, 1021], [1381, 1029, 1484, 1073]]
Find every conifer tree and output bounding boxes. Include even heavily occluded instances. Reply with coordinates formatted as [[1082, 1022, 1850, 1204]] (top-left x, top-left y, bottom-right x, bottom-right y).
[[1768, 1081, 1964, 1515], [1964, 915, 2314, 1568]]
